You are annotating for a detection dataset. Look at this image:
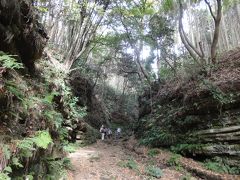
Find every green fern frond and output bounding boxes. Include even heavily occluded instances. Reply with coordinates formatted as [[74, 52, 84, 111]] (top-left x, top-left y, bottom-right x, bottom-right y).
[[33, 131, 52, 149], [0, 51, 23, 69]]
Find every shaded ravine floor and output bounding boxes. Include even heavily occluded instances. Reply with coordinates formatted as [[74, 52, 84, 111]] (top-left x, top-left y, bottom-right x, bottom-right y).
[[67, 140, 186, 180]]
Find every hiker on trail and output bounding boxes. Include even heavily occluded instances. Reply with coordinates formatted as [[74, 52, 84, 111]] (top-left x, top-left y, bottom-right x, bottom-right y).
[[103, 126, 108, 139], [107, 128, 112, 139], [100, 125, 105, 140], [116, 127, 121, 139]]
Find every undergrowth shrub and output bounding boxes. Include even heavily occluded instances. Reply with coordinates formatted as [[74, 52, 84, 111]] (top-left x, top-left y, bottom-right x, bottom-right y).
[[62, 143, 77, 153], [170, 143, 204, 155], [177, 58, 204, 81], [0, 171, 11, 180], [5, 81, 24, 100], [118, 158, 139, 172], [180, 173, 194, 180], [44, 157, 72, 179], [140, 127, 177, 147], [167, 154, 182, 170], [145, 165, 163, 178], [147, 148, 160, 157], [17, 131, 52, 158], [83, 125, 100, 144], [0, 51, 23, 69], [159, 66, 175, 81], [201, 80, 234, 106], [43, 110, 64, 130], [0, 145, 12, 179], [204, 157, 240, 175]]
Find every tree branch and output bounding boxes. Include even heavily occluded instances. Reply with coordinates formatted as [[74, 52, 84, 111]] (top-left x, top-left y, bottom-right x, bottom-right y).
[[204, 0, 216, 21], [178, 0, 204, 59]]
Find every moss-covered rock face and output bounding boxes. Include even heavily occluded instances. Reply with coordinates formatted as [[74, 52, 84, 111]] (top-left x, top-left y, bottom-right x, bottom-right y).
[[0, 2, 87, 178], [137, 48, 240, 172], [70, 70, 110, 128], [0, 59, 83, 178], [0, 0, 48, 72]]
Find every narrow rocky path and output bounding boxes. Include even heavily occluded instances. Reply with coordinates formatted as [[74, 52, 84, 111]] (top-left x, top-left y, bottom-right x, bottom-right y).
[[67, 140, 185, 180]]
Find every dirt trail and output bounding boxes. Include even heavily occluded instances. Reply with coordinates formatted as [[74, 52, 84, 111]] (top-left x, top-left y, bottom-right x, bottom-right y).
[[67, 140, 185, 180]]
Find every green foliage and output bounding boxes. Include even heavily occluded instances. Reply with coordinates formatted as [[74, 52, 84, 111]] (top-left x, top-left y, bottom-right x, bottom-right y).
[[0, 51, 23, 69], [11, 157, 23, 168], [3, 167, 12, 174], [1, 56, 89, 179], [180, 173, 194, 180], [58, 128, 69, 141], [147, 148, 160, 157], [41, 61, 87, 120], [162, 0, 175, 12], [202, 80, 234, 105], [0, 173, 11, 180], [167, 153, 182, 170], [22, 95, 53, 113], [5, 81, 24, 100], [140, 127, 177, 147], [68, 96, 87, 119], [45, 157, 72, 179], [145, 165, 163, 178], [223, 0, 239, 10], [32, 131, 52, 149], [203, 157, 240, 175], [63, 143, 77, 153], [44, 110, 64, 130], [118, 158, 139, 172], [159, 66, 175, 80], [35, 6, 48, 13], [17, 138, 35, 157], [17, 131, 52, 158], [43, 92, 59, 105], [25, 175, 34, 180], [1, 145, 11, 160], [171, 144, 203, 155], [0, 165, 12, 180], [83, 125, 100, 144], [204, 161, 226, 173]]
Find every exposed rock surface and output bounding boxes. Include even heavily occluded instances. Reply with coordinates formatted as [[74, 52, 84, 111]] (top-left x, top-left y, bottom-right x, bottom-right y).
[[0, 1, 76, 178], [0, 0, 48, 71], [137, 48, 240, 169], [124, 136, 240, 180], [70, 70, 110, 128]]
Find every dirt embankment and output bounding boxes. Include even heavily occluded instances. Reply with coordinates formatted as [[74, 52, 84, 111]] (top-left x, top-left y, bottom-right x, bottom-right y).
[[137, 48, 240, 162]]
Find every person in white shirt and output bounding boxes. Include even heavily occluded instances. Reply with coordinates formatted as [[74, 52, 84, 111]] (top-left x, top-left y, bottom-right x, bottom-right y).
[[116, 127, 121, 139], [100, 125, 105, 140]]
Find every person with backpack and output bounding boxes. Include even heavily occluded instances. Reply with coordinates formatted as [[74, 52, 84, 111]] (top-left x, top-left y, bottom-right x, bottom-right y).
[[100, 125, 105, 140], [107, 128, 112, 139], [115, 127, 121, 140]]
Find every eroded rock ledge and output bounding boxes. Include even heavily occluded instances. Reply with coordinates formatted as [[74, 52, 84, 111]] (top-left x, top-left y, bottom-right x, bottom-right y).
[[0, 0, 48, 71], [137, 48, 240, 169]]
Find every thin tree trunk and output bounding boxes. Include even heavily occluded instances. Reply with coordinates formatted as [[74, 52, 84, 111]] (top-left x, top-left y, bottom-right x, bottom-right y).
[[205, 0, 222, 64], [178, 0, 201, 63]]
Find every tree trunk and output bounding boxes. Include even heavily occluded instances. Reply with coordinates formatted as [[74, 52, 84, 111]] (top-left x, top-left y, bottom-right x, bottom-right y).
[[178, 0, 202, 63], [205, 0, 222, 64]]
